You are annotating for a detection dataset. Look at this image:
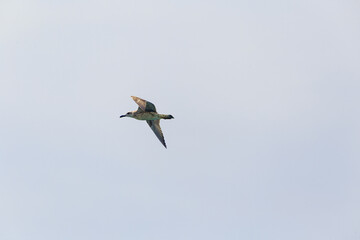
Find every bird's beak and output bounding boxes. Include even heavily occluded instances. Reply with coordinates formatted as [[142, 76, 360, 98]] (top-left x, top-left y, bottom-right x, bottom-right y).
[[120, 115, 126, 118]]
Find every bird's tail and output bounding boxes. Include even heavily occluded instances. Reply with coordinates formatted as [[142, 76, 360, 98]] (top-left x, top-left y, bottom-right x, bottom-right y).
[[160, 114, 174, 119]]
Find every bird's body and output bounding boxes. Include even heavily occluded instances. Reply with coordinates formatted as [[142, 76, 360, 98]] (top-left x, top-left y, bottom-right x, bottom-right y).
[[133, 111, 159, 120], [120, 96, 174, 148], [129, 111, 172, 121]]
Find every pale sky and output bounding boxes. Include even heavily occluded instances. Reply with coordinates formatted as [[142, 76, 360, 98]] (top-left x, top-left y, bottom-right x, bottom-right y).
[[1, 1, 360, 239]]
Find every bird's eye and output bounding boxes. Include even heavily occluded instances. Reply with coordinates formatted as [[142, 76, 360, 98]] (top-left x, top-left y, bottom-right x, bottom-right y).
[[127, 112, 131, 114]]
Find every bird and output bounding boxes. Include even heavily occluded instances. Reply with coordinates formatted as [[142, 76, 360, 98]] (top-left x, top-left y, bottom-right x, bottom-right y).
[[120, 96, 174, 148]]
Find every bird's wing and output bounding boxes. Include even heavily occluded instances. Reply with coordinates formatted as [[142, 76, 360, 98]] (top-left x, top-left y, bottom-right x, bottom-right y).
[[131, 96, 157, 112], [146, 120, 167, 148], [135, 107, 144, 113]]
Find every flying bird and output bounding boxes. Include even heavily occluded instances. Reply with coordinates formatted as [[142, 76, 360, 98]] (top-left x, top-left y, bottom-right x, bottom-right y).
[[120, 96, 174, 148]]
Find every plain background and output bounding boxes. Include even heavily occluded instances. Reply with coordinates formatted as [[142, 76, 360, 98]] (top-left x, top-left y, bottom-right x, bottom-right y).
[[1, 0, 359, 239]]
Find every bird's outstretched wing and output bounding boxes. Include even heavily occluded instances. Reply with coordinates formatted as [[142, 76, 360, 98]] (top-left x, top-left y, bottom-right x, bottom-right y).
[[131, 96, 157, 112], [146, 120, 166, 148]]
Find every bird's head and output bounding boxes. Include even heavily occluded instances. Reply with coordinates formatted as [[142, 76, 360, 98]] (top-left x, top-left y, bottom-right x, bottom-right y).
[[120, 111, 134, 118]]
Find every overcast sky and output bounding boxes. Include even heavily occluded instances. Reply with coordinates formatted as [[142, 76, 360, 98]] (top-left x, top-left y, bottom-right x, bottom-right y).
[[1, 1, 360, 239]]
